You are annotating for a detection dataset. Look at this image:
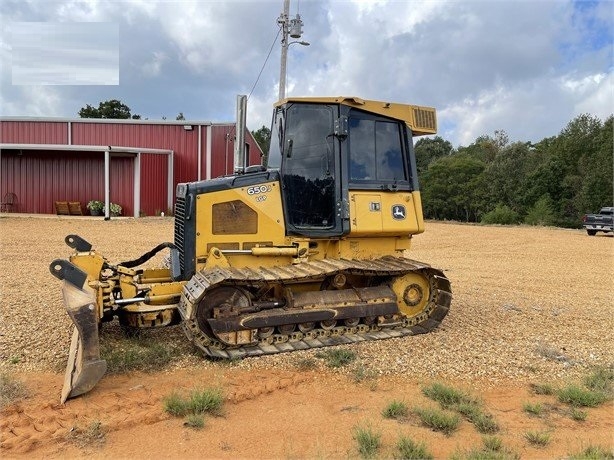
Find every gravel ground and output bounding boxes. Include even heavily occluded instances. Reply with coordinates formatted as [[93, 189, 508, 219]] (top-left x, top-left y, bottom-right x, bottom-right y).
[[1, 215, 612, 385]]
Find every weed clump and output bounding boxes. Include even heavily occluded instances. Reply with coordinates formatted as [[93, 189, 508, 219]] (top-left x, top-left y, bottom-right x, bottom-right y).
[[101, 335, 178, 374], [568, 445, 614, 460], [395, 436, 433, 460], [0, 372, 27, 408], [422, 382, 499, 434], [522, 402, 543, 417], [382, 400, 409, 420], [163, 387, 224, 429], [557, 385, 609, 408], [584, 366, 614, 395], [422, 382, 475, 408], [66, 420, 106, 448], [413, 406, 461, 436], [352, 423, 382, 459], [569, 407, 588, 421], [294, 357, 317, 370], [184, 414, 205, 430], [315, 348, 357, 368], [455, 436, 519, 460], [524, 430, 551, 447]]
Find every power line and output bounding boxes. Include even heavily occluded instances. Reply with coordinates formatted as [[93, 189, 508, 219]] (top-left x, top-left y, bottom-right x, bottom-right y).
[[247, 26, 282, 102]]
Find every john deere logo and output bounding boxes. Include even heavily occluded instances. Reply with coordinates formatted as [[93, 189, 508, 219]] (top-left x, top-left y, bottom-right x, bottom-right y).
[[392, 205, 406, 220]]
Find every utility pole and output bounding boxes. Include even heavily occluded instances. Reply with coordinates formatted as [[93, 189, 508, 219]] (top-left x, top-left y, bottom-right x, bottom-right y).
[[277, 0, 308, 101]]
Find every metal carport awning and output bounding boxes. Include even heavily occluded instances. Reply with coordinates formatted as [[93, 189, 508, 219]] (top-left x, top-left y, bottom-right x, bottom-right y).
[[0, 143, 174, 218]]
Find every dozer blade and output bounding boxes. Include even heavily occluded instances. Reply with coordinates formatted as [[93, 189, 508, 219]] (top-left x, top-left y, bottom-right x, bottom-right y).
[[60, 281, 107, 403]]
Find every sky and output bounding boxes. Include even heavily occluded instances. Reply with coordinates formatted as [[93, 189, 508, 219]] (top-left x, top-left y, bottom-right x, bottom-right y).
[[0, 0, 612, 147]]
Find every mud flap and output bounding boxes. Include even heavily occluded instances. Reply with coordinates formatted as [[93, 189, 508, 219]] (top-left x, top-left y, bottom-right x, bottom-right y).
[[60, 281, 107, 403]]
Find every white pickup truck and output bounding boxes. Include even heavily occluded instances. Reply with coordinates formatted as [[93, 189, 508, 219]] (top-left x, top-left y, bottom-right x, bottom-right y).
[[582, 207, 613, 236]]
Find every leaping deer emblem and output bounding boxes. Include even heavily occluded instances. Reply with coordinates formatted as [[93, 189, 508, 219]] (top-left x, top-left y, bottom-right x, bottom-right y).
[[392, 205, 406, 220]]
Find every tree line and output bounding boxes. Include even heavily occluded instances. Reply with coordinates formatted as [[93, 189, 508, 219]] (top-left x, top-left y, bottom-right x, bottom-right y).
[[415, 114, 613, 228]]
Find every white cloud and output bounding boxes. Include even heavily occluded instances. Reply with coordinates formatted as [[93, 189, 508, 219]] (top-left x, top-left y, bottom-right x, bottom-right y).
[[0, 0, 611, 146], [0, 85, 62, 116], [10, 22, 119, 85], [141, 51, 168, 77], [564, 72, 613, 120]]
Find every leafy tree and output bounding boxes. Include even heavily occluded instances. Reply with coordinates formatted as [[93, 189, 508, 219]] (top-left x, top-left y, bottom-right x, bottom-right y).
[[251, 125, 271, 156], [456, 134, 499, 163], [176, 112, 185, 120], [414, 136, 453, 175], [482, 142, 537, 216], [481, 205, 520, 225], [421, 154, 486, 221], [417, 113, 612, 228], [574, 115, 614, 213], [79, 99, 141, 119], [524, 194, 557, 226]]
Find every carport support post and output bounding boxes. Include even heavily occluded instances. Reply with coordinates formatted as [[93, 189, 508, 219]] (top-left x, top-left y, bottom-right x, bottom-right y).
[[104, 149, 110, 220], [167, 151, 174, 214], [134, 153, 141, 218]]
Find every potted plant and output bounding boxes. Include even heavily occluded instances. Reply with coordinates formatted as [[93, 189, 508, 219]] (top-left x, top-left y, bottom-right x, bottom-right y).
[[109, 203, 122, 217], [86, 200, 104, 216]]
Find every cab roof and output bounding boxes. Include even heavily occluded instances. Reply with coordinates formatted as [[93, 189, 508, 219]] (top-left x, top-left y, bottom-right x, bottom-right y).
[[276, 96, 437, 136]]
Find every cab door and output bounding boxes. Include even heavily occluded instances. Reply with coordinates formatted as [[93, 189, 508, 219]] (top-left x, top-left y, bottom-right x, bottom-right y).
[[280, 103, 343, 237]]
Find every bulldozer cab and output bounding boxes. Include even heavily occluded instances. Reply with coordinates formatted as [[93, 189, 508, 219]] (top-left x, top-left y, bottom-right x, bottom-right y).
[[266, 97, 426, 238]]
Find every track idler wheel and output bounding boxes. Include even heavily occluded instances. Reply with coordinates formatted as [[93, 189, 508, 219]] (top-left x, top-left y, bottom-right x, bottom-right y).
[[391, 271, 431, 317]]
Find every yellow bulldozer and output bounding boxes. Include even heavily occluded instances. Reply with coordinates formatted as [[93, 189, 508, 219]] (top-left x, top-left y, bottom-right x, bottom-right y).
[[50, 96, 452, 402]]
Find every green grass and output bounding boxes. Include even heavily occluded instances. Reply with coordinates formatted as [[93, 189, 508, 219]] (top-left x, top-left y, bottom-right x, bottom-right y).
[[584, 366, 614, 395], [471, 412, 500, 434], [482, 436, 503, 452], [395, 436, 433, 460], [522, 402, 543, 416], [382, 400, 409, 420], [66, 420, 106, 448], [315, 348, 357, 368], [413, 406, 461, 436], [524, 430, 551, 447], [164, 387, 224, 418], [547, 366, 614, 410], [352, 423, 382, 459], [422, 382, 476, 408], [568, 445, 614, 460], [294, 357, 317, 370], [101, 335, 178, 374], [422, 382, 499, 434], [557, 384, 609, 407], [452, 436, 519, 460], [164, 392, 191, 416], [189, 387, 224, 416], [0, 372, 27, 408], [569, 407, 588, 421], [184, 414, 205, 430]]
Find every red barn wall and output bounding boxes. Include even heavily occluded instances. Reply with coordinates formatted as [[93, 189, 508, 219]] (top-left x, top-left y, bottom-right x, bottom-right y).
[[1, 121, 68, 144], [0, 150, 132, 214], [1, 119, 263, 216]]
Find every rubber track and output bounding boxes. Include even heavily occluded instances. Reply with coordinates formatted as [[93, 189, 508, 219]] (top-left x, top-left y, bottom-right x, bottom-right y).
[[177, 256, 452, 359]]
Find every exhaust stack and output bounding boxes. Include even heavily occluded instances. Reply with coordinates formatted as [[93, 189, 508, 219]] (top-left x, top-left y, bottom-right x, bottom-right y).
[[234, 94, 247, 174]]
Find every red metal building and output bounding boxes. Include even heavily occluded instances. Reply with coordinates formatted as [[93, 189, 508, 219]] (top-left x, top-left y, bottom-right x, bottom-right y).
[[0, 118, 262, 217]]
